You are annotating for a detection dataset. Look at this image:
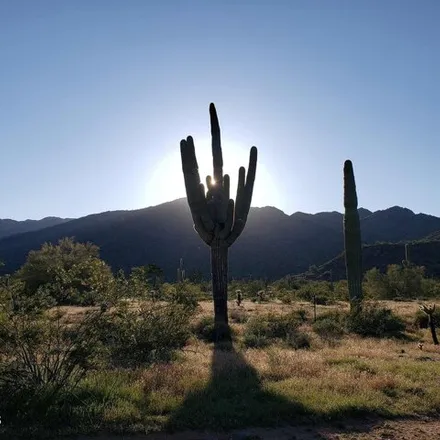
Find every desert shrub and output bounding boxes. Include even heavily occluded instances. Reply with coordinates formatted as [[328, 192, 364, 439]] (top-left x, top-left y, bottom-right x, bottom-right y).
[[1, 279, 57, 315], [268, 311, 306, 337], [346, 303, 405, 338], [421, 278, 440, 298], [296, 281, 335, 305], [364, 264, 429, 300], [414, 307, 440, 329], [312, 312, 346, 340], [0, 297, 105, 426], [169, 282, 200, 312], [294, 308, 309, 323], [191, 315, 235, 342], [385, 264, 425, 299], [16, 238, 114, 306], [243, 312, 310, 349], [192, 315, 216, 342], [229, 307, 248, 323], [243, 316, 271, 348], [246, 280, 267, 299], [97, 301, 193, 367], [286, 330, 311, 349], [278, 289, 293, 304]]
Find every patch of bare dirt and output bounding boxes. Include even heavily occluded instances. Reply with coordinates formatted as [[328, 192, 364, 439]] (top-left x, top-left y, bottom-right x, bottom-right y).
[[72, 418, 440, 440]]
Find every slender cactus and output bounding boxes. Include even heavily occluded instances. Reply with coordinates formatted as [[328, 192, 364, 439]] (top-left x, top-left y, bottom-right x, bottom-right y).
[[420, 304, 439, 345], [180, 103, 257, 340], [236, 289, 242, 307], [343, 160, 363, 312], [402, 243, 411, 267], [177, 258, 185, 283]]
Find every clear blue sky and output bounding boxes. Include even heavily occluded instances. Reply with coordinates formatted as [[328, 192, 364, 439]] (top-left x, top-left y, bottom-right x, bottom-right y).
[[1, 0, 439, 220]]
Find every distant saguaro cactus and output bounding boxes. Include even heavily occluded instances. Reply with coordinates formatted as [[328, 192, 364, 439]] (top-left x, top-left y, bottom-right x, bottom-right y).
[[236, 289, 243, 307], [343, 160, 363, 312], [180, 103, 257, 340], [177, 258, 185, 283], [402, 243, 411, 267]]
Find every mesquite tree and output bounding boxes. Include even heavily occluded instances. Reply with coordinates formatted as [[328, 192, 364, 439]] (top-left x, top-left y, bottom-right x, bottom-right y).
[[180, 103, 257, 338], [343, 160, 363, 312]]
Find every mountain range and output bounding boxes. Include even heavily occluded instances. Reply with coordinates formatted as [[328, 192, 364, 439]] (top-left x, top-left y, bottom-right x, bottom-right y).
[[0, 217, 72, 240], [1, 199, 440, 280]]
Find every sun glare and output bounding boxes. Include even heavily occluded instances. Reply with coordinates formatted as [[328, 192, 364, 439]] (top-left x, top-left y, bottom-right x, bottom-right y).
[[147, 137, 282, 210]]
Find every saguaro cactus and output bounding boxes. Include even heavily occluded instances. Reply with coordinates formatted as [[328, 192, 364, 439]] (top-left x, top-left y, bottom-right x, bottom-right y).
[[180, 103, 257, 339], [402, 243, 411, 267], [177, 258, 185, 283], [420, 304, 439, 345], [343, 160, 363, 312]]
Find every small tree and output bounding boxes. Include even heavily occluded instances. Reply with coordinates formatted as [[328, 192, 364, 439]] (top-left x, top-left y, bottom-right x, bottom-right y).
[[16, 237, 114, 305], [143, 264, 164, 289]]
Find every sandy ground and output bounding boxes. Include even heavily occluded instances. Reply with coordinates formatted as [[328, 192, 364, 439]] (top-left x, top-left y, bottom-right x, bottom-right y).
[[72, 418, 440, 440]]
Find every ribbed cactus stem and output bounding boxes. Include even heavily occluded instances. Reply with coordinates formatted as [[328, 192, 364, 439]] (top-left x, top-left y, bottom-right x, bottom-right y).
[[177, 258, 185, 283], [180, 103, 257, 340], [343, 160, 363, 312]]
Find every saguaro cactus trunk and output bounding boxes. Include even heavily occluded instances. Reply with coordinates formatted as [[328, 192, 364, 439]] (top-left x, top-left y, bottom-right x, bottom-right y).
[[343, 160, 363, 312], [180, 103, 257, 339]]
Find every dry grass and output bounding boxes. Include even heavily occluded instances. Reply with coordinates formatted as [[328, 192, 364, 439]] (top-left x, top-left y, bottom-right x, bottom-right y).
[[50, 299, 440, 435]]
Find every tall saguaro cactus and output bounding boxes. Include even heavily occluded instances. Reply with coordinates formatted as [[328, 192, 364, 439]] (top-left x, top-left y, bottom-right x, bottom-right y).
[[343, 160, 363, 312], [180, 103, 257, 339]]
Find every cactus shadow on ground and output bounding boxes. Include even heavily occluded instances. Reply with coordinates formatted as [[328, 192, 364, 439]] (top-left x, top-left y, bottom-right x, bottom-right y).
[[165, 335, 311, 432]]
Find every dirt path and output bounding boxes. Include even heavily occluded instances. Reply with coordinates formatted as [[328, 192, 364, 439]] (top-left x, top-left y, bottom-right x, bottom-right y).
[[73, 418, 440, 440]]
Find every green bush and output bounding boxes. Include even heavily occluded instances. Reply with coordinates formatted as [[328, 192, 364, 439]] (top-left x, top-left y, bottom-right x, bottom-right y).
[[191, 315, 235, 342], [97, 301, 193, 366], [169, 282, 200, 312], [286, 330, 311, 349], [243, 312, 310, 349], [16, 238, 115, 306], [294, 308, 309, 323], [243, 315, 271, 348], [296, 282, 335, 305], [312, 313, 345, 340], [243, 331, 270, 348], [192, 315, 217, 342], [0, 304, 105, 427], [346, 303, 405, 338]]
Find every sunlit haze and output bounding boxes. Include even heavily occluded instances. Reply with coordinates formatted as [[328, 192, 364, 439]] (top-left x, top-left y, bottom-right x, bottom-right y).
[[1, 1, 439, 220]]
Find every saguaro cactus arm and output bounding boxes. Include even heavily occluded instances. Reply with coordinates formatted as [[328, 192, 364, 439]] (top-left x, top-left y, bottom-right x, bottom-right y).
[[180, 136, 215, 245], [225, 148, 257, 245], [180, 103, 257, 247], [420, 304, 439, 345]]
